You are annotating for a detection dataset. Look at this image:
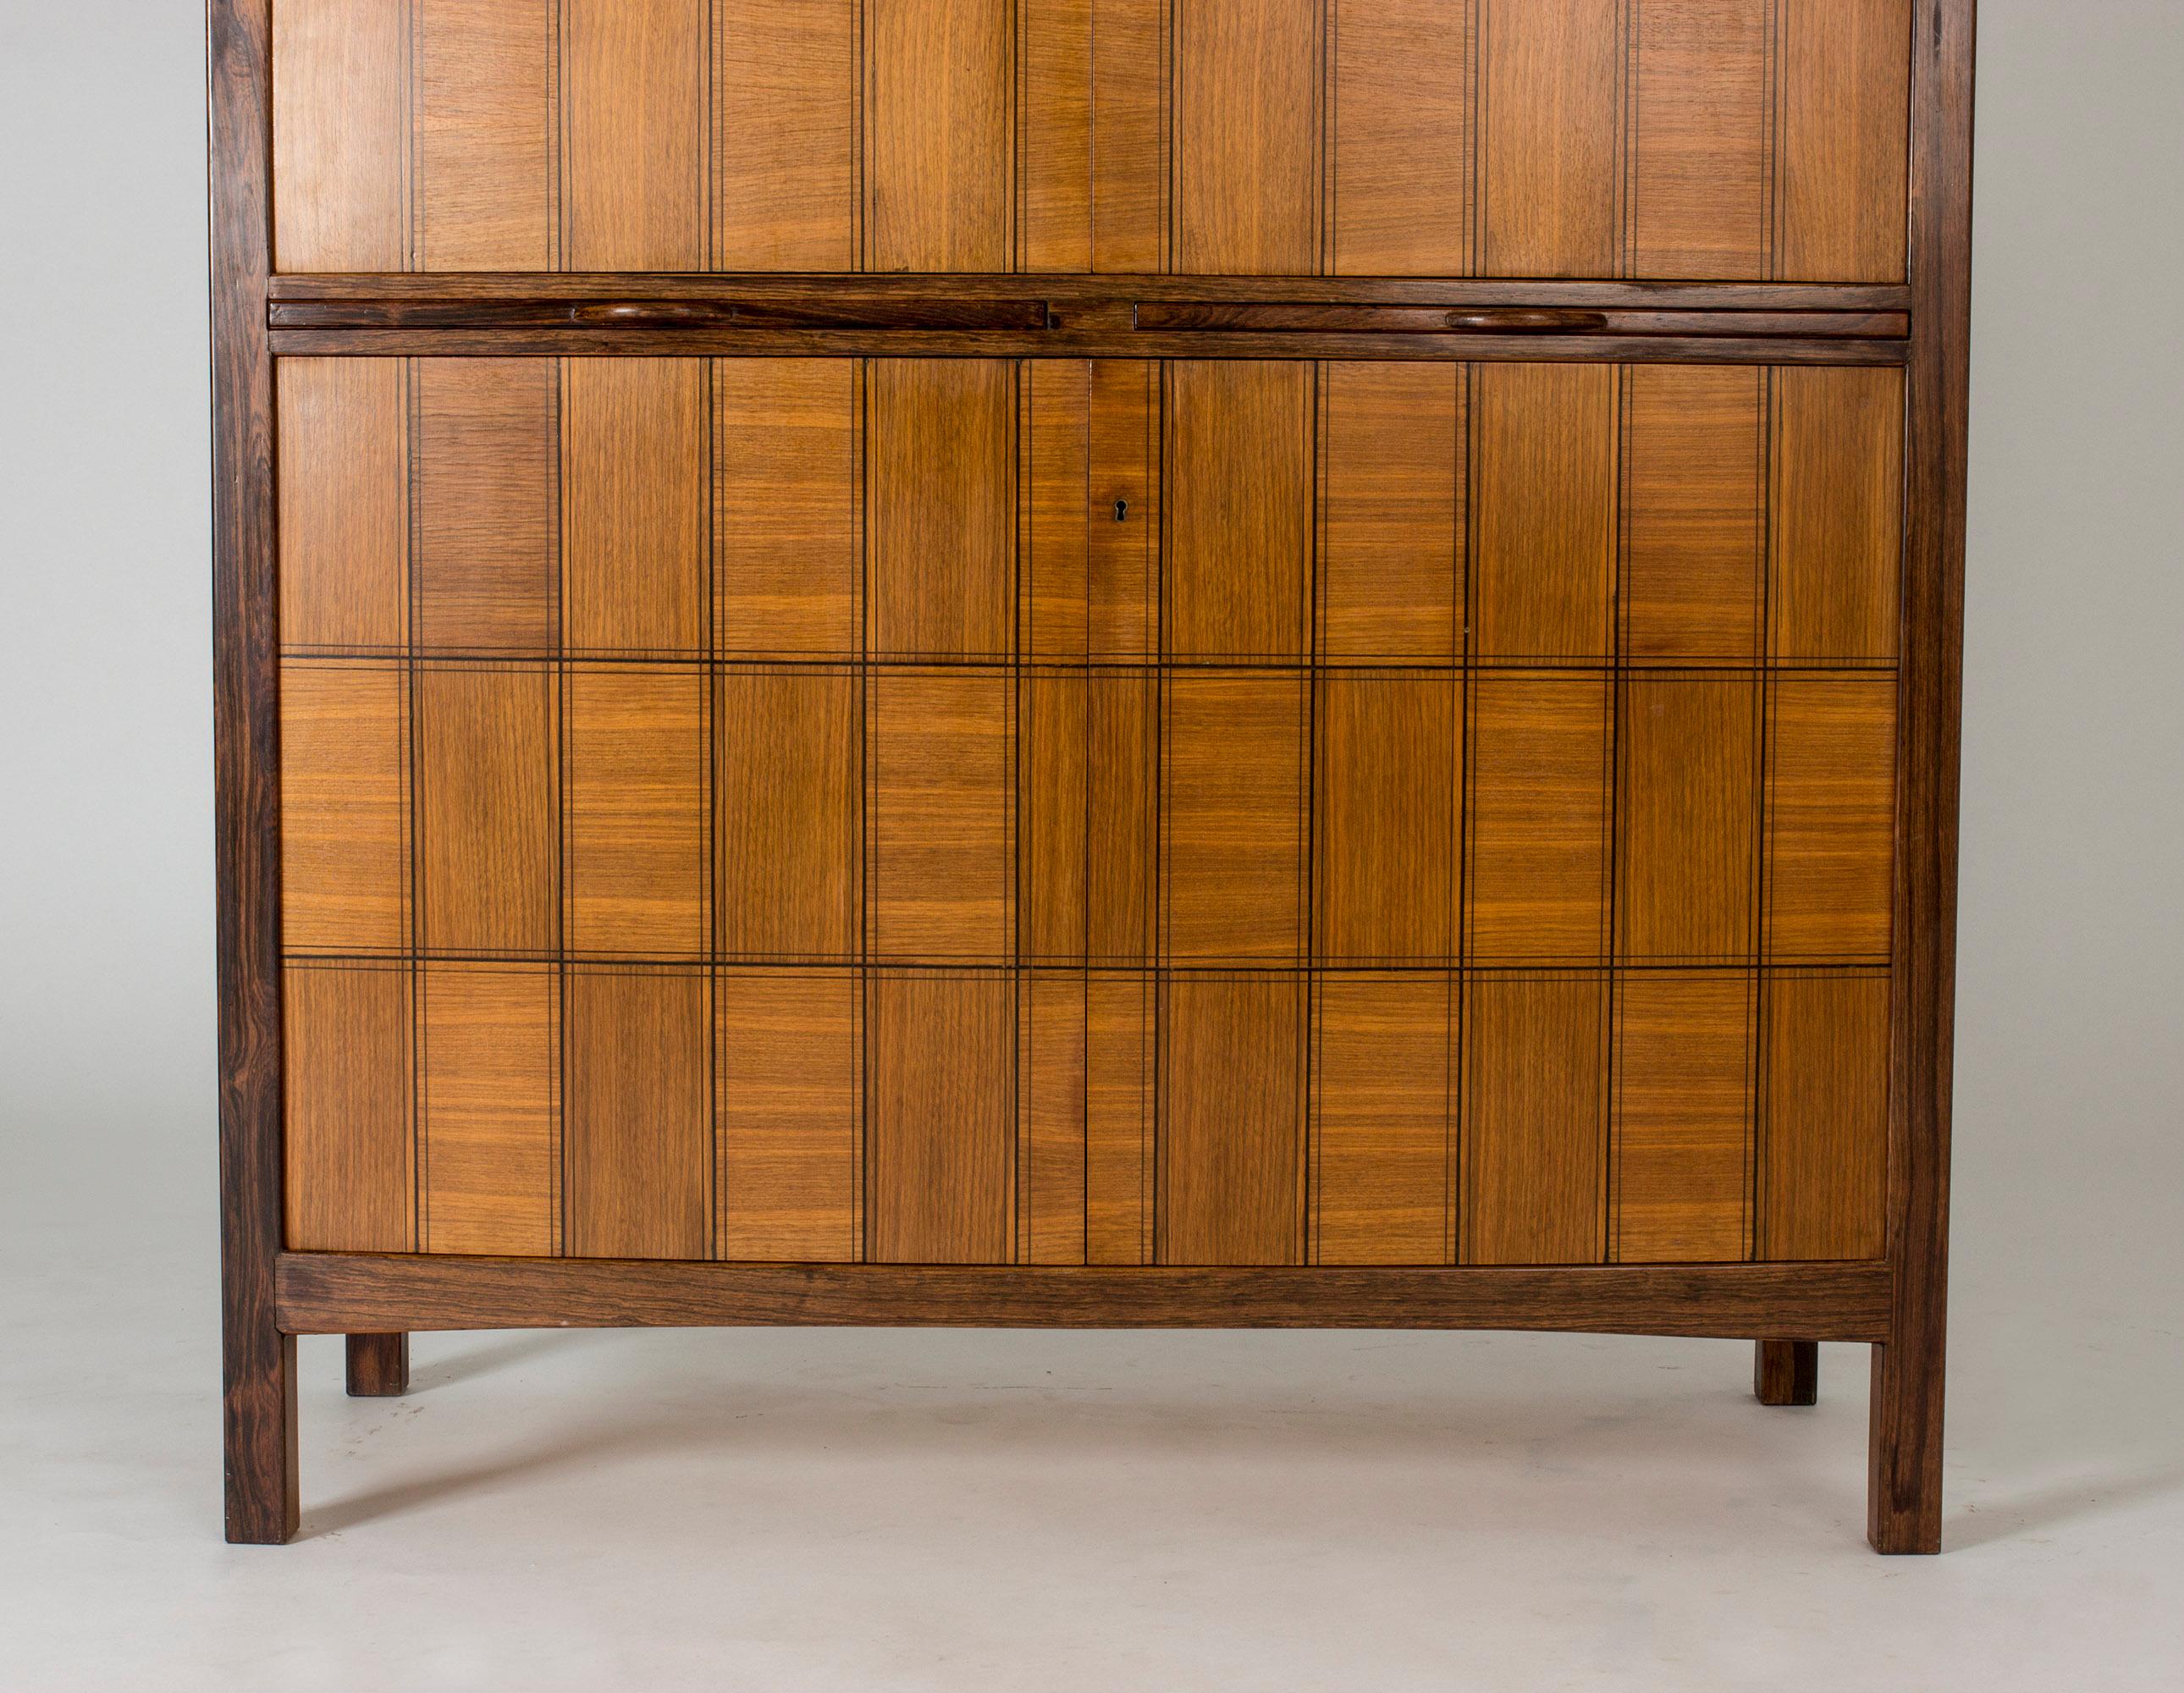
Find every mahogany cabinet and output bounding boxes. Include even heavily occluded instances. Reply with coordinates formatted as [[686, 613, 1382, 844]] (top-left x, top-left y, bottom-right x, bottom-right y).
[[212, 0, 1972, 1550]]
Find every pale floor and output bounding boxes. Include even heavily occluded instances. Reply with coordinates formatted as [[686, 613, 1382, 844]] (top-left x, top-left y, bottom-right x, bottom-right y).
[[3, 1196, 2178, 1693]]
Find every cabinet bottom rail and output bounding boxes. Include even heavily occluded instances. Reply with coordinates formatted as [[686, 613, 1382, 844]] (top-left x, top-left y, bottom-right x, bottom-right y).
[[273, 1254, 1891, 1341]]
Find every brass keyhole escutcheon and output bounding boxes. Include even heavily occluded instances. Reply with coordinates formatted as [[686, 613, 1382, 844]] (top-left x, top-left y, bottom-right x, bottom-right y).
[[1114, 498, 1130, 522]]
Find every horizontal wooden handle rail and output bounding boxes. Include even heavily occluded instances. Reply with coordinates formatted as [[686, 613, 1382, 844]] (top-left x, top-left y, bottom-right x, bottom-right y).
[[1135, 303, 1609, 333], [1133, 302, 1907, 338], [269, 296, 1057, 332]]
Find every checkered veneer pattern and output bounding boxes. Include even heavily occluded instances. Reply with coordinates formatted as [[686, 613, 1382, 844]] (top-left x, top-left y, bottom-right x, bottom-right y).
[[278, 356, 1899, 1266]]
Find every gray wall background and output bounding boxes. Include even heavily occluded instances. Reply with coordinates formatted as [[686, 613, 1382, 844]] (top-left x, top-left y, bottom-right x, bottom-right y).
[[2, 2, 2178, 1328]]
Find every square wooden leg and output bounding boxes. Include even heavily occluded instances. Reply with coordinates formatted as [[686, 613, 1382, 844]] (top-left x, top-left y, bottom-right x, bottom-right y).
[[1868, 1339, 1946, 1553], [223, 1326, 298, 1545], [1753, 1339, 1817, 1406], [345, 1332, 411, 1398]]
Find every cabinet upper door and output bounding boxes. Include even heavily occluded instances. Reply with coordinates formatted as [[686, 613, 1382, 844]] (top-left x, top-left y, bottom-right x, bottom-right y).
[[271, 0, 1911, 279]]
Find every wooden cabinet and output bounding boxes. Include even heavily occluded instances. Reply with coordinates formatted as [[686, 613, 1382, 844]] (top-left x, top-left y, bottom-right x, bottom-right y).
[[213, 0, 1972, 1552]]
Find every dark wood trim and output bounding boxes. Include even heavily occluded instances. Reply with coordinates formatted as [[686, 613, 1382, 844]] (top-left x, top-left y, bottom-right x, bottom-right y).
[[268, 272, 1914, 312], [209, 0, 295, 1546], [1754, 1340, 1819, 1407], [266, 329, 1907, 367], [273, 295, 1905, 344], [276, 1255, 1894, 1342], [1129, 304, 1906, 339], [273, 296, 1059, 332], [345, 1333, 412, 1398], [1871, 0, 1975, 1558]]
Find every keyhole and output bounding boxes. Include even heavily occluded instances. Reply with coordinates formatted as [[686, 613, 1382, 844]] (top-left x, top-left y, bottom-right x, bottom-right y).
[[1113, 498, 1130, 522]]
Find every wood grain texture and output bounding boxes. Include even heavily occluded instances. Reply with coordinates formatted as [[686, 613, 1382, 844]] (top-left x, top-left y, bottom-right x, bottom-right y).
[[1089, 360, 1159, 657], [1755, 1337, 1818, 1405], [1462, 973, 1608, 1266], [718, 667, 861, 959], [1872, 0, 1972, 1556], [564, 968, 711, 1259], [1470, 363, 1616, 660], [1090, 0, 1166, 271], [1086, 971, 1152, 1263], [561, 0, 706, 270], [212, 0, 296, 1545], [420, 964, 559, 1255], [279, 662, 406, 952], [1088, 670, 1157, 961], [1024, 670, 1089, 957], [565, 666, 709, 957], [1617, 677, 1758, 962], [284, 964, 412, 1252], [1027, 360, 1092, 656], [1771, 366, 1905, 661], [1480, 0, 1620, 278], [1314, 973, 1450, 1265], [1165, 361, 1312, 660], [868, 972, 1016, 1263], [1319, 361, 1460, 662], [1174, 0, 1321, 274], [416, 0, 549, 270], [1630, 0, 1768, 279], [1613, 970, 1751, 1262], [1762, 972, 1888, 1260], [868, 359, 1016, 660], [1331, 0, 1469, 276], [719, 969, 861, 1261], [869, 669, 1014, 961], [1027, 970, 1089, 1264], [278, 358, 406, 651], [1622, 364, 1763, 660], [864, 0, 1013, 271], [1163, 671, 1306, 962], [715, 0, 857, 269], [344, 1332, 411, 1397], [273, 0, 407, 271], [562, 359, 707, 654], [1315, 674, 1458, 963], [1021, 0, 1095, 271], [416, 665, 557, 954], [1466, 676, 1610, 963], [1161, 973, 1305, 1266], [281, 1253, 1897, 1338], [714, 358, 861, 656], [414, 358, 554, 653], [1778, 0, 1911, 282], [1768, 679, 1896, 962]]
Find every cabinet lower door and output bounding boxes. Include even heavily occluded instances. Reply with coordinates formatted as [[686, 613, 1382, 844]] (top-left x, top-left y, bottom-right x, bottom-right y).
[[276, 354, 1900, 1268]]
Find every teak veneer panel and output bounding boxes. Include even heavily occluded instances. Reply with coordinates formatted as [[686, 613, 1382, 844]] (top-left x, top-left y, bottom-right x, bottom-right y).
[[867, 971, 1016, 1264], [718, 969, 862, 1262], [561, 359, 707, 655], [1161, 973, 1306, 1266], [716, 668, 862, 961], [267, 0, 1916, 282], [564, 968, 712, 1260], [277, 358, 406, 650], [564, 667, 709, 958], [284, 964, 411, 1253], [1613, 970, 1751, 1263], [416, 665, 557, 956], [419, 964, 560, 1257], [279, 662, 406, 953], [1319, 361, 1462, 662], [1313, 973, 1451, 1266]]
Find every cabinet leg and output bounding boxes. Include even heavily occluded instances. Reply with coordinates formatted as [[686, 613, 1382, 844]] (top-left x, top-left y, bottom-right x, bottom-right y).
[[1753, 1340, 1817, 1406], [345, 1333, 411, 1398], [1868, 1340, 1945, 1553], [223, 1327, 298, 1544]]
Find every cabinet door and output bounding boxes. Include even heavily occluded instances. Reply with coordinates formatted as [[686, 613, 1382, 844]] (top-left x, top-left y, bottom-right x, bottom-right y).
[[271, 0, 1910, 279], [279, 354, 1900, 1266]]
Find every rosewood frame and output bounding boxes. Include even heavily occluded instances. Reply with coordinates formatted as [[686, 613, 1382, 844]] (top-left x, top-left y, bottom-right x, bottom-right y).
[[211, 0, 1972, 1549]]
